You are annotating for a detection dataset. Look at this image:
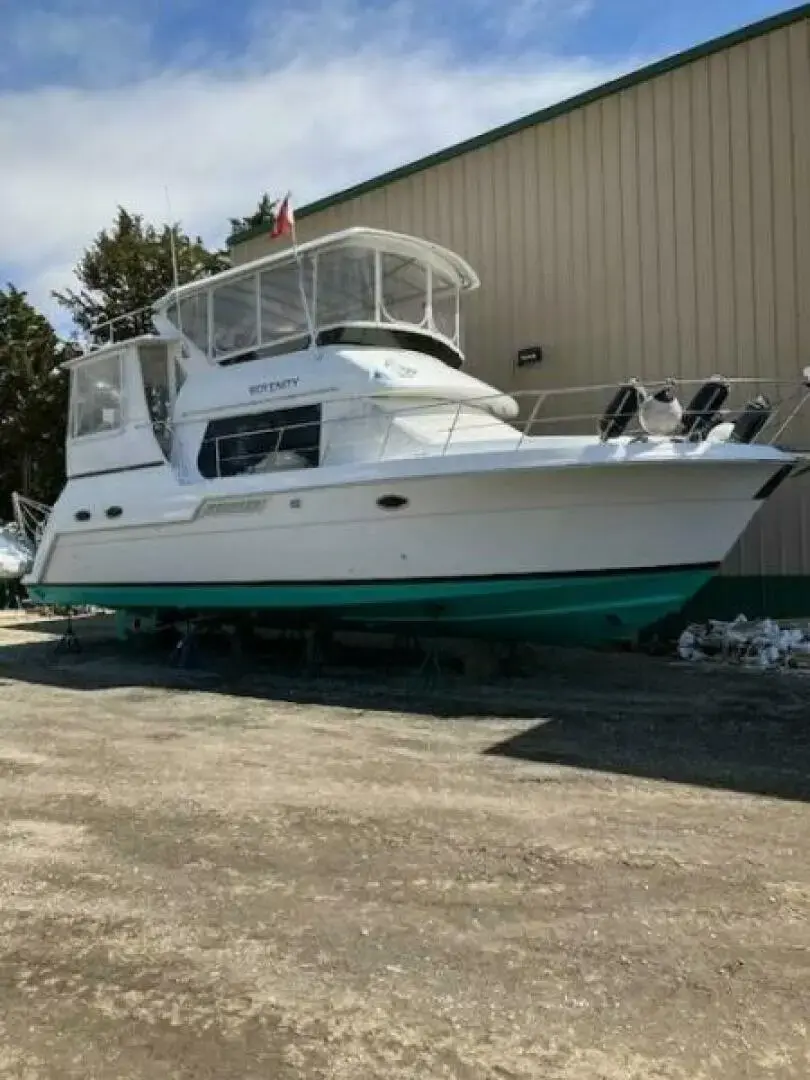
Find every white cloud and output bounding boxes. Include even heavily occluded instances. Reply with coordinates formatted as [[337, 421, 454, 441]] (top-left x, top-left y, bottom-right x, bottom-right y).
[[0, 0, 638, 328], [4, 9, 154, 85], [486, 0, 595, 47]]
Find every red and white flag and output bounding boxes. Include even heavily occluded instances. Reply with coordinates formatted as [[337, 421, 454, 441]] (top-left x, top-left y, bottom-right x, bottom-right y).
[[270, 192, 294, 239]]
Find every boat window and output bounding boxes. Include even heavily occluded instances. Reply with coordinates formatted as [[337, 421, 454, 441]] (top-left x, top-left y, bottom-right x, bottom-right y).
[[316, 247, 376, 325], [381, 253, 427, 325], [260, 259, 313, 344], [139, 343, 172, 452], [70, 351, 124, 438], [174, 357, 187, 393], [165, 293, 208, 355], [431, 266, 459, 340], [212, 274, 258, 359], [197, 404, 322, 479]]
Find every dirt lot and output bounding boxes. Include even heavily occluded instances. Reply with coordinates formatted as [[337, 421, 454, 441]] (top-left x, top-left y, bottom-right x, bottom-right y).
[[0, 611, 809, 1079]]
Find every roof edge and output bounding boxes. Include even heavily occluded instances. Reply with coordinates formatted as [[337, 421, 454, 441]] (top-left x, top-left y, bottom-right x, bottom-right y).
[[229, 3, 810, 247]]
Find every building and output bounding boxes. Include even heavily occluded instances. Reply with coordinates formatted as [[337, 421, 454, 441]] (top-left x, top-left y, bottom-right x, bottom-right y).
[[229, 4, 810, 619]]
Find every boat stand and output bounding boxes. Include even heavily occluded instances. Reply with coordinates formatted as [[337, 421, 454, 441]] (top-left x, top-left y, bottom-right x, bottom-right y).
[[414, 636, 505, 683], [54, 609, 82, 655], [167, 616, 251, 669], [419, 649, 445, 686], [302, 626, 332, 675], [169, 618, 202, 668], [403, 636, 444, 686]]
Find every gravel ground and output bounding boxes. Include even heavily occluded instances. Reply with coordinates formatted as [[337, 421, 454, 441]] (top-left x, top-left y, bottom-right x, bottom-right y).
[[0, 611, 809, 1079]]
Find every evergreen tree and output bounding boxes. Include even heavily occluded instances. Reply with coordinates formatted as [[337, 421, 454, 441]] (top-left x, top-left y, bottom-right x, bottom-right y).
[[53, 207, 229, 343], [0, 285, 73, 511], [228, 193, 277, 238]]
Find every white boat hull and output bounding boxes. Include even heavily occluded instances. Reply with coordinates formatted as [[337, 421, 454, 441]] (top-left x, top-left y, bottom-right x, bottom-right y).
[[24, 446, 794, 644]]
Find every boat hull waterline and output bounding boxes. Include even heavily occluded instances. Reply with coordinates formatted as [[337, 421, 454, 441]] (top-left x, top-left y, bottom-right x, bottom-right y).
[[29, 565, 715, 645]]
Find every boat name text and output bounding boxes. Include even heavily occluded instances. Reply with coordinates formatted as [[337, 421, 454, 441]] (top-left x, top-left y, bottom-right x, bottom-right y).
[[248, 377, 300, 396]]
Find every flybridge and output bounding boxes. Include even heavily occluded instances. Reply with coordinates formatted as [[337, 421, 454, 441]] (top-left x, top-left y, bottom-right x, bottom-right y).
[[149, 227, 480, 370]]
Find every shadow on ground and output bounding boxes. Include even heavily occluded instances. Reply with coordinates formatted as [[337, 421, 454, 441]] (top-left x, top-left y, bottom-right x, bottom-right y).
[[483, 679, 810, 803], [1, 612, 809, 804]]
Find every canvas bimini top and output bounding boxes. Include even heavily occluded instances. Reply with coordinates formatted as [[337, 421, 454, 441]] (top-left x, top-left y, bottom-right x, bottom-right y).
[[150, 227, 481, 368]]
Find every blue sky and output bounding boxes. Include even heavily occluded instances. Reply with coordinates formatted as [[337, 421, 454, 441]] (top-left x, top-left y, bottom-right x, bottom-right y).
[[0, 0, 800, 326]]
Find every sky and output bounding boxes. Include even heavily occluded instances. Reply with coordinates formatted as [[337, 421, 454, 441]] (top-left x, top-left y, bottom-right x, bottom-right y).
[[0, 0, 800, 331]]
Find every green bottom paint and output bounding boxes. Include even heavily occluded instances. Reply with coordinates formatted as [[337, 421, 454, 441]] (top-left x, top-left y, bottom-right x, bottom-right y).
[[28, 566, 717, 646]]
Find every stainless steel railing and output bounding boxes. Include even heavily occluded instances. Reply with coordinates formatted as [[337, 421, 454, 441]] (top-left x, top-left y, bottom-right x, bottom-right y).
[[177, 375, 810, 479]]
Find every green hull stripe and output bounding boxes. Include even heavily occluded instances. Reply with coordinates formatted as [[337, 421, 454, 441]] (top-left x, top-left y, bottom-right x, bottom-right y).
[[28, 566, 716, 645]]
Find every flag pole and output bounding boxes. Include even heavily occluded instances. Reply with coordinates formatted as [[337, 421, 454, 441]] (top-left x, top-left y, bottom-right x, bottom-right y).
[[280, 192, 316, 345]]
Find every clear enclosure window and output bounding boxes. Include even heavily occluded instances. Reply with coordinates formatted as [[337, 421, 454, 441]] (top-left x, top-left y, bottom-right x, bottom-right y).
[[260, 259, 313, 344], [165, 293, 209, 355], [212, 274, 258, 359], [430, 267, 459, 341], [381, 253, 428, 326], [316, 247, 376, 326], [70, 352, 124, 438]]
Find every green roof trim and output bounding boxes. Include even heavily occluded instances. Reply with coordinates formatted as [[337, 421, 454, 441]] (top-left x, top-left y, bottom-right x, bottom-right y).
[[229, 3, 810, 247]]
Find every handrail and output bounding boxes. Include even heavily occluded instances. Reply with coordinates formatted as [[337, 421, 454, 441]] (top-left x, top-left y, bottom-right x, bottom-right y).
[[11, 493, 52, 550], [142, 376, 810, 480]]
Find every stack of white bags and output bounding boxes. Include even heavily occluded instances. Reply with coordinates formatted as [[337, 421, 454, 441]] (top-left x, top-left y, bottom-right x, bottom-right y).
[[678, 613, 810, 670]]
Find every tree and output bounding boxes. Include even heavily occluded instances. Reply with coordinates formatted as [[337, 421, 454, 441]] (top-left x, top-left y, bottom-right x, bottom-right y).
[[228, 193, 277, 239], [0, 285, 73, 512], [53, 207, 229, 344]]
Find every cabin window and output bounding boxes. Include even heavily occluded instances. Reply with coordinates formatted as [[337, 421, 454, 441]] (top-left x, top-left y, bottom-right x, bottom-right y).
[[212, 275, 258, 359], [139, 344, 171, 418], [197, 404, 322, 479], [165, 293, 208, 355], [139, 343, 173, 453], [70, 352, 124, 438], [381, 253, 428, 326], [259, 260, 313, 344], [316, 247, 376, 326]]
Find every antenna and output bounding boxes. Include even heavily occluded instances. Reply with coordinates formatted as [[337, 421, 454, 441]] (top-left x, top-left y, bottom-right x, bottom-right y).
[[164, 185, 183, 335]]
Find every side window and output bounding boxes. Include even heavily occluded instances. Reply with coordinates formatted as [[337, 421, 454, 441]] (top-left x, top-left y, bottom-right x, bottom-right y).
[[139, 344, 171, 427], [212, 275, 258, 360], [174, 358, 187, 394], [197, 404, 321, 478], [70, 352, 124, 438], [165, 293, 209, 356], [381, 253, 427, 326]]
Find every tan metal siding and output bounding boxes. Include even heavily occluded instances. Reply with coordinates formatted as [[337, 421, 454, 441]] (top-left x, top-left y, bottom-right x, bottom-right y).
[[231, 18, 810, 578]]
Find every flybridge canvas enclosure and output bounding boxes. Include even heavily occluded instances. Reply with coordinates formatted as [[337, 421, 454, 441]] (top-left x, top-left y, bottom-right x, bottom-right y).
[[151, 228, 479, 368]]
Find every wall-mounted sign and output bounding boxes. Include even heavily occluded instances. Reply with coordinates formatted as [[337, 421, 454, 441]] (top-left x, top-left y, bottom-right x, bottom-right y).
[[516, 345, 544, 368]]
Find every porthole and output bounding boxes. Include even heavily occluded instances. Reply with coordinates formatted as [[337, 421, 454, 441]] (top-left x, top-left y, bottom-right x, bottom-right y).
[[105, 505, 123, 519], [377, 494, 409, 510], [74, 509, 91, 522]]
